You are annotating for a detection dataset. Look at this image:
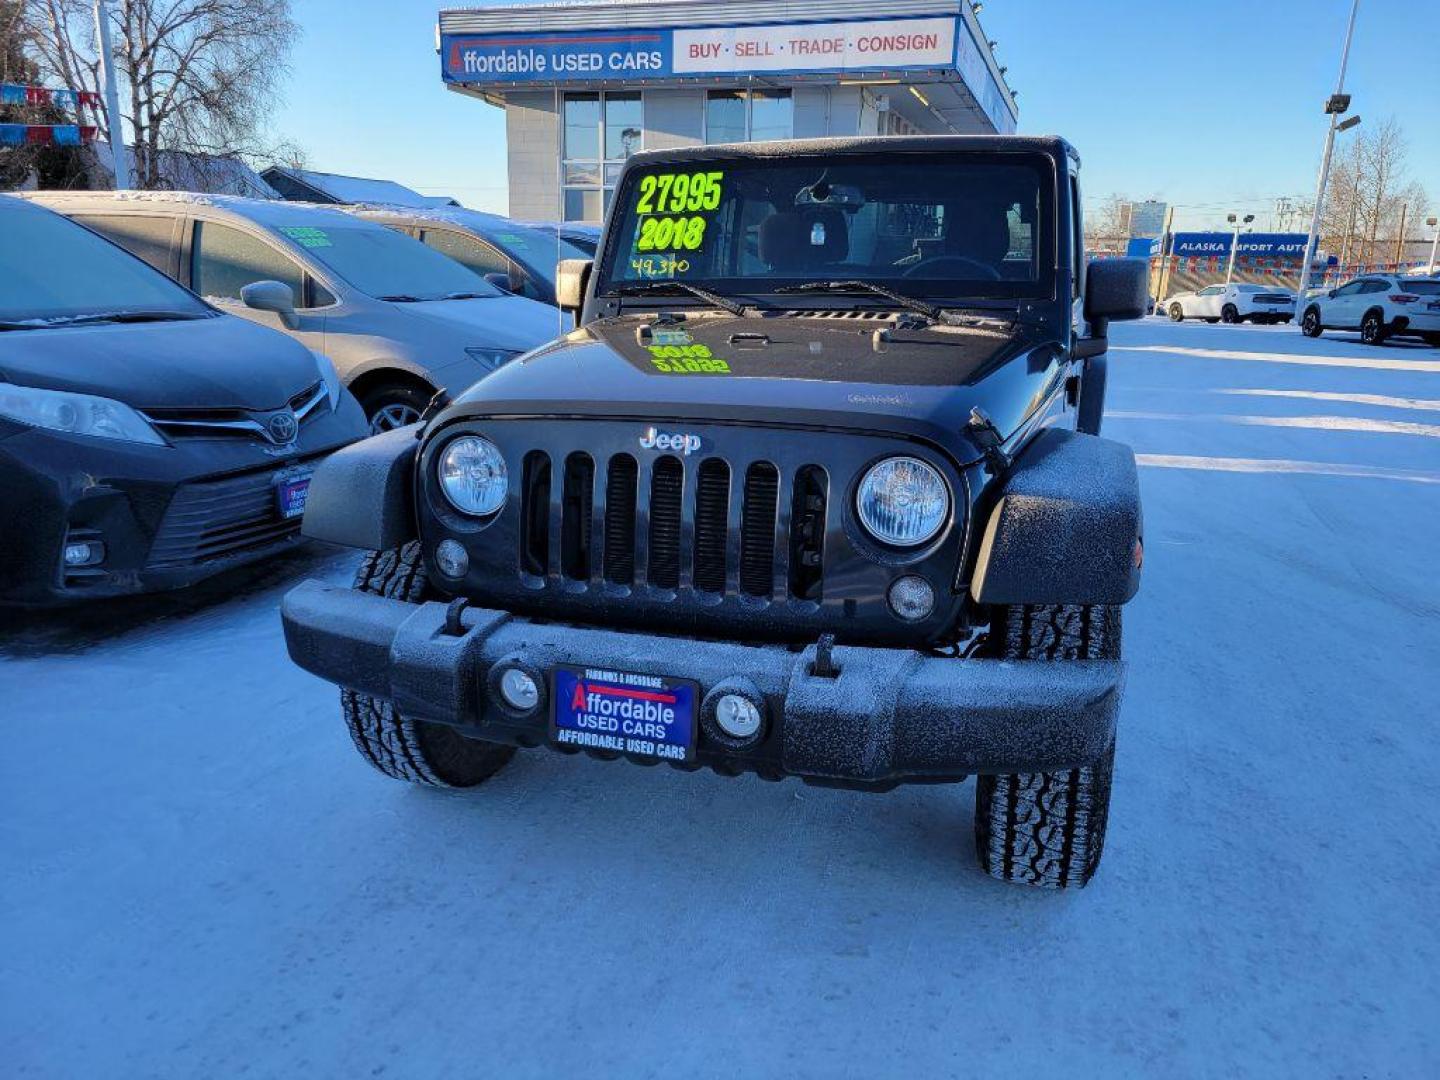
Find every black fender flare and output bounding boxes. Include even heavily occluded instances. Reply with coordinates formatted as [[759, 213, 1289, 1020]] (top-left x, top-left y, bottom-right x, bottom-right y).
[[971, 428, 1142, 607], [301, 426, 418, 551]]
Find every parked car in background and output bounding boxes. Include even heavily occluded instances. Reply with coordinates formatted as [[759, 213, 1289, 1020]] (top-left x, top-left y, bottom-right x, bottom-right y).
[[1165, 283, 1295, 324], [1300, 275, 1440, 346], [24, 192, 559, 431], [347, 206, 588, 308], [523, 221, 602, 256], [0, 195, 369, 604]]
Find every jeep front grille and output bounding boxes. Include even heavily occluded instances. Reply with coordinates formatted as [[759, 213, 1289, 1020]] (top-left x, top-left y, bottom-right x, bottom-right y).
[[520, 451, 827, 602]]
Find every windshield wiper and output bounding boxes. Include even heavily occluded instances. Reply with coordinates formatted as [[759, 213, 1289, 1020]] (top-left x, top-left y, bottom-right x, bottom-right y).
[[613, 281, 752, 317], [441, 292, 490, 301], [0, 311, 208, 329], [380, 294, 425, 303], [776, 280, 954, 323]]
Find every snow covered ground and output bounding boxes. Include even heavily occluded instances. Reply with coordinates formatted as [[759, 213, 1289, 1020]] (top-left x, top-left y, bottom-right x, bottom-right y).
[[3, 319, 1438, 1078]]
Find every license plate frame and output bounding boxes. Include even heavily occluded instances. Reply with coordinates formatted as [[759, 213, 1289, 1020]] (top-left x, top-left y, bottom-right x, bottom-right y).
[[550, 665, 698, 763], [275, 474, 312, 520]]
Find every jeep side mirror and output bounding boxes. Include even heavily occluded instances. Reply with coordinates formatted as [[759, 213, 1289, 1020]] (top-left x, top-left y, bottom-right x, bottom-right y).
[[1327, 289, 1337, 299], [1085, 258, 1149, 324], [1073, 258, 1148, 361], [484, 272, 513, 294], [556, 258, 592, 314], [241, 280, 297, 327]]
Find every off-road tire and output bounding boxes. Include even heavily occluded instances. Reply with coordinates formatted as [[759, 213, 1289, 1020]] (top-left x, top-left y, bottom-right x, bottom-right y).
[[974, 605, 1120, 889], [1360, 310, 1388, 346], [1301, 306, 1323, 337], [1221, 303, 1240, 324], [341, 543, 516, 787]]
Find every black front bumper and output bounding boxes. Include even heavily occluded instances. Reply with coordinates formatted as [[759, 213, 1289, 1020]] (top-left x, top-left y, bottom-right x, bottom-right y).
[[282, 580, 1125, 788], [0, 395, 367, 605]]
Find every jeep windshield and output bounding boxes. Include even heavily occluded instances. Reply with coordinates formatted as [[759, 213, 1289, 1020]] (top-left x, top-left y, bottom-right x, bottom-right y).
[[597, 151, 1054, 305]]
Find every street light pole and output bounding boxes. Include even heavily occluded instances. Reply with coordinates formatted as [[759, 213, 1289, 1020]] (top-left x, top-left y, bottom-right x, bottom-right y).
[[1427, 218, 1439, 271], [1295, 0, 1361, 309], [93, 0, 130, 190]]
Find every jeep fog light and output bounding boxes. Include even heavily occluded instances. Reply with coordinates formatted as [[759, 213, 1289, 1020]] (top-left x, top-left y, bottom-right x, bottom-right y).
[[856, 457, 949, 546], [439, 435, 507, 516], [888, 575, 935, 621], [435, 539, 469, 578], [715, 694, 763, 740], [499, 668, 540, 712]]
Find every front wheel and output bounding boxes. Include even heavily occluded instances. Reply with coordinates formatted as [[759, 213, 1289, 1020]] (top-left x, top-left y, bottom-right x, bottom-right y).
[[342, 544, 516, 788], [359, 384, 433, 434], [1221, 304, 1240, 324], [974, 604, 1120, 889], [1301, 307, 1324, 337], [1168, 303, 1184, 322]]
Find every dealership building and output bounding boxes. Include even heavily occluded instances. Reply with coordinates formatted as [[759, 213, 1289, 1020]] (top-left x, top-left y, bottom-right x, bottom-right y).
[[437, 0, 1018, 222]]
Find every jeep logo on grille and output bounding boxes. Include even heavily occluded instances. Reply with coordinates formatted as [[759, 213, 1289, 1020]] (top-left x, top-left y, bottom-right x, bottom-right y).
[[639, 427, 702, 456], [265, 411, 299, 445]]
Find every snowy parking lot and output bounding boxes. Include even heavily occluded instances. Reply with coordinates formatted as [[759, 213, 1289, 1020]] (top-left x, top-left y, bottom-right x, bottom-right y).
[[4, 318, 1438, 1077]]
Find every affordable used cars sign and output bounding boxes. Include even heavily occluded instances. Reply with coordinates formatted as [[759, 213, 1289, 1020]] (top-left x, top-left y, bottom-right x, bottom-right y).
[[441, 16, 957, 84]]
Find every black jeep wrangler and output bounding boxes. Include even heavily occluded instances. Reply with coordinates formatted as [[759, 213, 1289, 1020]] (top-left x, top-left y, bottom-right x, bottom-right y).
[[282, 136, 1149, 889]]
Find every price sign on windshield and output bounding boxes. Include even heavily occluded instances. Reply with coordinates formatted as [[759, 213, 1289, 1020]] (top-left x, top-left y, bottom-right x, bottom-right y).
[[630, 171, 725, 257]]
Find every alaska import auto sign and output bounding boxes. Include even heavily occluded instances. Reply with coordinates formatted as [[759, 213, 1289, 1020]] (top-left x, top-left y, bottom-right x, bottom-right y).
[[442, 16, 956, 84]]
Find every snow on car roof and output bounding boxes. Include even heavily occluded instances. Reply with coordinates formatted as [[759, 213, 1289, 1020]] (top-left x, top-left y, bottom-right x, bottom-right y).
[[20, 189, 376, 229]]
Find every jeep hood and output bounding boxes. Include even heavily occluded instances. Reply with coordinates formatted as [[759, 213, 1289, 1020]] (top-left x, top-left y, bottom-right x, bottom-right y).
[[0, 312, 319, 410], [447, 312, 1067, 463]]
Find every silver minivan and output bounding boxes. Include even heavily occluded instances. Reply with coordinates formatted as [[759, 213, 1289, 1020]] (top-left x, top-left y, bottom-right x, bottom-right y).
[[25, 192, 564, 431]]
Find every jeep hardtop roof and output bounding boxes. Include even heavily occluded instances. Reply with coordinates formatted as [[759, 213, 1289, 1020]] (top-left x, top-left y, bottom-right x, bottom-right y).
[[621, 134, 1080, 169]]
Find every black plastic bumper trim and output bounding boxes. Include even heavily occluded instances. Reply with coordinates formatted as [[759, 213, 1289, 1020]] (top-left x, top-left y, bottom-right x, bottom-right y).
[[281, 579, 1125, 785]]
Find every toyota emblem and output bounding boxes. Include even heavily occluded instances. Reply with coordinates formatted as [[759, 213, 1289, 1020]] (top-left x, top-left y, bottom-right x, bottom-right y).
[[266, 411, 299, 445]]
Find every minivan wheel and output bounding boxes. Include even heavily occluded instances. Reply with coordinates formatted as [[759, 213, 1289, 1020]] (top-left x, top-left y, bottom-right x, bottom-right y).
[[360, 384, 431, 433], [1360, 310, 1388, 346], [1301, 307, 1323, 337], [1221, 304, 1240, 324]]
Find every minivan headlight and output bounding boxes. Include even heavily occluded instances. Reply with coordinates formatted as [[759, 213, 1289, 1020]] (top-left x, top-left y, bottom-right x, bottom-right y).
[[310, 349, 342, 411], [0, 382, 164, 445], [856, 457, 949, 547], [465, 347, 522, 372], [438, 435, 507, 516]]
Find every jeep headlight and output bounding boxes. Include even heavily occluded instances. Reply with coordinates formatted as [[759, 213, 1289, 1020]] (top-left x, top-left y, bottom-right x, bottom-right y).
[[856, 456, 949, 547], [438, 435, 507, 516]]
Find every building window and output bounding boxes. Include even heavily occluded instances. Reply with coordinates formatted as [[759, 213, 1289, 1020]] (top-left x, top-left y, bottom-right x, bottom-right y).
[[563, 91, 641, 222], [705, 89, 794, 145]]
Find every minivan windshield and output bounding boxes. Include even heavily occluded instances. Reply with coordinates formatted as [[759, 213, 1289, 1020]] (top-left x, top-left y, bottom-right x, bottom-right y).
[[0, 202, 212, 326], [476, 222, 587, 287], [599, 151, 1054, 302], [273, 222, 504, 301]]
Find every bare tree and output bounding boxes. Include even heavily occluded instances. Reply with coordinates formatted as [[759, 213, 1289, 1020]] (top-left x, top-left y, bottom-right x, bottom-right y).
[[1321, 118, 1429, 266], [1084, 193, 1131, 250], [1, 0, 90, 189], [19, 0, 297, 188]]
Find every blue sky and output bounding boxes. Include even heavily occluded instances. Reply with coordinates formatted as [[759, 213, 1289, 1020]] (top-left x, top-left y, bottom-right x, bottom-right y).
[[274, 0, 1438, 230]]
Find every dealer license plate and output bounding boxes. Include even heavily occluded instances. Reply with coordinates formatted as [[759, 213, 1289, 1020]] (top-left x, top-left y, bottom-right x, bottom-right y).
[[275, 475, 312, 519], [551, 666, 697, 762]]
